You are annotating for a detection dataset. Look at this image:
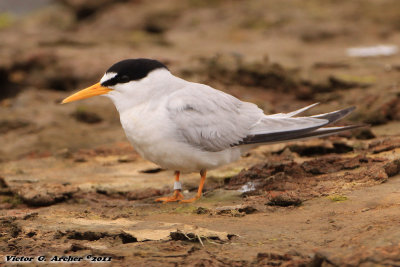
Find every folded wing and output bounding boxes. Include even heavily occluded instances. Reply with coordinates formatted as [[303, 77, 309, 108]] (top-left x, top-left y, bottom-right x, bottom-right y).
[[167, 84, 361, 152]]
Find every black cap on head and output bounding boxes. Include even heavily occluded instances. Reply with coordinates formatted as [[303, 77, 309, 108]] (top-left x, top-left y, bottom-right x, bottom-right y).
[[101, 58, 168, 87]]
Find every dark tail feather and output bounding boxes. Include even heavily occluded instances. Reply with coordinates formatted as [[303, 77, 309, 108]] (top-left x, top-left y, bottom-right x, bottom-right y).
[[312, 106, 356, 124], [241, 125, 365, 145], [277, 124, 367, 143], [239, 107, 362, 145]]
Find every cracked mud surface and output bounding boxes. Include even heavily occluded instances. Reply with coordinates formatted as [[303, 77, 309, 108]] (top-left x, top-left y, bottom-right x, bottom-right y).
[[1, 0, 400, 266]]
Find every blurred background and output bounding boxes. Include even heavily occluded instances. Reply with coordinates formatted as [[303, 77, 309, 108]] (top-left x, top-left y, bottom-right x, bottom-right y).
[[0, 0, 399, 161]]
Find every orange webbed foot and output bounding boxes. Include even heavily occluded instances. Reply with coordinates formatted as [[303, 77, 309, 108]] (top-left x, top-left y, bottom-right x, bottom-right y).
[[179, 195, 201, 203], [155, 169, 207, 204], [155, 190, 184, 203]]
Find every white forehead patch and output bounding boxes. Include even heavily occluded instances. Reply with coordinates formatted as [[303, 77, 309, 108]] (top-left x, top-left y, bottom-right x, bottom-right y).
[[100, 72, 117, 84]]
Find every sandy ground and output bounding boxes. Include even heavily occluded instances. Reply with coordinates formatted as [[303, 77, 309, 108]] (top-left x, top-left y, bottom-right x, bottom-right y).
[[1, 0, 400, 266]]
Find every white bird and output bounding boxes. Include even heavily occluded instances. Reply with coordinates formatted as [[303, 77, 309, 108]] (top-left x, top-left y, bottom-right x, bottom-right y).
[[62, 58, 362, 203]]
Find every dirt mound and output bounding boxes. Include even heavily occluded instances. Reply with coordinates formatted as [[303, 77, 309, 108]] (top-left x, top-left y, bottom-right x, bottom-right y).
[[227, 139, 400, 205]]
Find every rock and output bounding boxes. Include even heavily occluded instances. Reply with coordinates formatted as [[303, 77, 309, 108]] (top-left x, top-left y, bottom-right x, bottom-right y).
[[238, 206, 258, 214], [267, 192, 302, 207], [215, 205, 257, 215], [215, 205, 245, 217], [15, 184, 79, 206], [384, 159, 400, 177], [194, 207, 210, 215]]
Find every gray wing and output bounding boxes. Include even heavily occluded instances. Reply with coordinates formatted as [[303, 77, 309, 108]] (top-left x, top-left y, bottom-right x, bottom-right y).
[[166, 84, 332, 152], [167, 84, 264, 152]]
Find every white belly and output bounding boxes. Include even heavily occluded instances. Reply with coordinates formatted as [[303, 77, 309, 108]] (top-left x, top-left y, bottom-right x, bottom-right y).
[[119, 105, 243, 172]]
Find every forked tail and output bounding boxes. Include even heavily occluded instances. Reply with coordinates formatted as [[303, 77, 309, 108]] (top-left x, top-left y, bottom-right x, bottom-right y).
[[239, 104, 365, 145]]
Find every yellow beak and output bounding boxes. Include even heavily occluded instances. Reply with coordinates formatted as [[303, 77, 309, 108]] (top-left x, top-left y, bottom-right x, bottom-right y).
[[61, 83, 112, 104]]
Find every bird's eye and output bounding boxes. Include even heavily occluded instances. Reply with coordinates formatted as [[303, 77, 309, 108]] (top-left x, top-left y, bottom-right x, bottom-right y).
[[119, 75, 130, 83]]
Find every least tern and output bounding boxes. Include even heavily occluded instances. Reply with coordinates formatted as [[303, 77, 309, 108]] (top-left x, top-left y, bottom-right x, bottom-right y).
[[62, 58, 362, 203]]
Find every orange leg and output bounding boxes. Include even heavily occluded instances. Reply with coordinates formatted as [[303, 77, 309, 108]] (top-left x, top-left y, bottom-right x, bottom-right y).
[[155, 171, 184, 203], [180, 169, 207, 203]]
